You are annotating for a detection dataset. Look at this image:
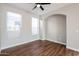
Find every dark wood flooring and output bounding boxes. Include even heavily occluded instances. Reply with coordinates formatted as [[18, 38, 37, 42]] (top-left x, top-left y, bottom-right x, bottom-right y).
[[0, 40, 79, 56]]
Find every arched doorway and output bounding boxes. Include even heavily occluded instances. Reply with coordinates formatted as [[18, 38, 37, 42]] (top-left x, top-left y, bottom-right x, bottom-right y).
[[46, 14, 66, 45]]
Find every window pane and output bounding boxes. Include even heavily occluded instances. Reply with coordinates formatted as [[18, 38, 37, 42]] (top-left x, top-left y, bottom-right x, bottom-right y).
[[32, 17, 39, 35], [7, 12, 22, 31]]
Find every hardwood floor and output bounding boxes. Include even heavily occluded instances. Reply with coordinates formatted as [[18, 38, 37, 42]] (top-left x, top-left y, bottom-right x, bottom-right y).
[[1, 40, 79, 56]]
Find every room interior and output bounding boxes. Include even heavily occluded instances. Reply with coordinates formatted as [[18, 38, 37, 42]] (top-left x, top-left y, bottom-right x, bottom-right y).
[[0, 3, 79, 56]]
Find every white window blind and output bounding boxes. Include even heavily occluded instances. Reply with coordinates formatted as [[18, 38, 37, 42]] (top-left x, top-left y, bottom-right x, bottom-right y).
[[32, 17, 39, 35], [7, 12, 22, 31]]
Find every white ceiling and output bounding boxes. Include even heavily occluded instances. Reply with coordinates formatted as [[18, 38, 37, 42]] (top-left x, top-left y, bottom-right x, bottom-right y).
[[7, 3, 71, 15]]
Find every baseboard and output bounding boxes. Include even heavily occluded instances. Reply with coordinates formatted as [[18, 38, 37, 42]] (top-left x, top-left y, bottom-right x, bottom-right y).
[[46, 39, 66, 45], [67, 46, 79, 52], [1, 39, 40, 50]]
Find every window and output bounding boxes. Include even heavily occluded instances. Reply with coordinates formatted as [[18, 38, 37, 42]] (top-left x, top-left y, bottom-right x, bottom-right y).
[[7, 12, 22, 31], [32, 17, 39, 35]]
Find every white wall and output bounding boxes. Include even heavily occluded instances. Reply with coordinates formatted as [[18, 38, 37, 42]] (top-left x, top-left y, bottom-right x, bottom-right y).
[[43, 4, 79, 52], [0, 4, 39, 50], [46, 15, 66, 44], [0, 4, 2, 50]]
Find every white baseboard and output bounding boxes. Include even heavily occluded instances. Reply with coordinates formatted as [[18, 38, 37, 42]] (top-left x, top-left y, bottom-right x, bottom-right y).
[[46, 39, 66, 45], [2, 39, 79, 53], [67, 46, 79, 52], [1, 39, 40, 50]]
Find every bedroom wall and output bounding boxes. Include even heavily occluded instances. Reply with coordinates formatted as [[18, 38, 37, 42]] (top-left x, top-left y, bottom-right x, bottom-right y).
[[0, 4, 39, 50], [43, 4, 79, 52], [0, 4, 2, 50], [46, 15, 66, 44]]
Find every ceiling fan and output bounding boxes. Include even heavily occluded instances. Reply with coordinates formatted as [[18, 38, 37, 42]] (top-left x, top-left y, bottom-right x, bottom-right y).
[[33, 3, 51, 11]]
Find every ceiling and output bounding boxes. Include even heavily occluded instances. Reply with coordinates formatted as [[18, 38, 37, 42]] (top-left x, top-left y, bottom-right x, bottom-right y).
[[7, 3, 71, 15]]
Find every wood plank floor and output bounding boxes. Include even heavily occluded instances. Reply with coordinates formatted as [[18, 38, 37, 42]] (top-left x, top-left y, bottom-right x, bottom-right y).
[[1, 40, 79, 56]]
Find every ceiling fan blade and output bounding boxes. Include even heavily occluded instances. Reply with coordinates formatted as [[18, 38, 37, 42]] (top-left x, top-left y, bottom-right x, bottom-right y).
[[36, 3, 51, 5], [40, 6, 44, 10], [33, 5, 37, 10]]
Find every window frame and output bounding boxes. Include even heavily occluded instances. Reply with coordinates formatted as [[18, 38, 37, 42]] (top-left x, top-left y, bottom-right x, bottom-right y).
[[32, 17, 39, 35], [6, 11, 22, 32]]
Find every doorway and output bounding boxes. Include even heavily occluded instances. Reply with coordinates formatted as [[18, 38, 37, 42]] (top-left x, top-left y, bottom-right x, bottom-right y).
[[46, 14, 66, 45]]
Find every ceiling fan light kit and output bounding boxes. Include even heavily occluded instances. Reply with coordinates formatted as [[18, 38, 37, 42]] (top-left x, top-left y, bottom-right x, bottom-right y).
[[33, 3, 51, 11], [37, 4, 40, 7]]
